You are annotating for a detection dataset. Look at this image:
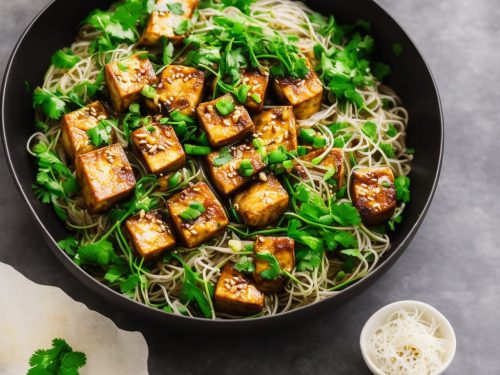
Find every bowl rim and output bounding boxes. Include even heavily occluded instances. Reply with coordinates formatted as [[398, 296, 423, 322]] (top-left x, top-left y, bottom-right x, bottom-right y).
[[359, 300, 457, 375], [0, 0, 444, 325]]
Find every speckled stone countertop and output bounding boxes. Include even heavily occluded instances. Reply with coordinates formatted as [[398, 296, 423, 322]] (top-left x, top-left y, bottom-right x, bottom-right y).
[[1, 0, 499, 373]]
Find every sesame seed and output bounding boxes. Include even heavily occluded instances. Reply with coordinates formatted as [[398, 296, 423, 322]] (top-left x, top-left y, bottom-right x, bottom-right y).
[[258, 237, 265, 242], [190, 229, 198, 235], [232, 110, 241, 123], [259, 172, 267, 182]]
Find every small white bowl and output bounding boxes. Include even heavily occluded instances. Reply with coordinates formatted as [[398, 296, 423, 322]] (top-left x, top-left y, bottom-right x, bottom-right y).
[[360, 300, 456, 375]]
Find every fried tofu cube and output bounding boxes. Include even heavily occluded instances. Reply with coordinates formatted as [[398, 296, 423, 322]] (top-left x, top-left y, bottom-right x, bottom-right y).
[[295, 148, 344, 189], [61, 101, 109, 161], [131, 124, 185, 174], [214, 263, 264, 315], [253, 236, 295, 293], [196, 94, 254, 147], [75, 144, 136, 213], [234, 174, 289, 227], [124, 210, 176, 259], [273, 58, 323, 119], [140, 0, 198, 46], [167, 182, 229, 248], [205, 142, 266, 195], [351, 167, 397, 225], [253, 106, 297, 152], [240, 70, 269, 112], [146, 65, 205, 116], [104, 55, 156, 112]]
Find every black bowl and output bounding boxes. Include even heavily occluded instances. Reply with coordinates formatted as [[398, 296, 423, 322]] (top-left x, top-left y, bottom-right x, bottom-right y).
[[1, 0, 443, 331]]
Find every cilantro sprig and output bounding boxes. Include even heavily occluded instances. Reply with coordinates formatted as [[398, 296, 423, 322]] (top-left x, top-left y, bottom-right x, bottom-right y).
[[27, 338, 86, 375], [172, 253, 214, 318], [32, 143, 78, 221], [311, 13, 391, 107], [51, 48, 81, 69], [84, 0, 152, 52], [87, 119, 114, 147]]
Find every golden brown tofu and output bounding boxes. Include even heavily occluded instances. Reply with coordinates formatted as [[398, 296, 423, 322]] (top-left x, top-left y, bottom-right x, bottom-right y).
[[124, 210, 176, 259], [351, 167, 397, 225], [214, 263, 264, 315], [233, 174, 289, 227], [205, 142, 266, 195], [61, 101, 109, 161], [273, 58, 323, 119], [295, 148, 344, 189], [240, 70, 269, 112], [75, 144, 136, 213], [196, 94, 254, 147], [140, 0, 198, 46], [104, 55, 156, 112], [253, 106, 297, 152], [253, 236, 295, 293], [131, 124, 185, 174], [146, 65, 205, 116], [167, 182, 229, 248]]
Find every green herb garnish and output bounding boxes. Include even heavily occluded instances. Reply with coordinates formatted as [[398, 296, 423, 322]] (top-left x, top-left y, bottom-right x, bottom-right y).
[[27, 338, 86, 375], [87, 119, 114, 147]]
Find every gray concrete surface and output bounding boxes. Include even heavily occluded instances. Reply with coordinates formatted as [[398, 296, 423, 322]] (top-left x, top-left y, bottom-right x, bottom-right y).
[[1, 0, 499, 374]]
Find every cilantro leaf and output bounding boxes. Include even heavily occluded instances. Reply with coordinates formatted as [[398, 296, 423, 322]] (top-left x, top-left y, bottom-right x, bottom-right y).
[[394, 175, 411, 203], [331, 203, 361, 226], [334, 231, 358, 248], [167, 2, 184, 15], [341, 248, 362, 259], [27, 338, 86, 375], [51, 49, 81, 69], [174, 19, 191, 35], [140, 84, 157, 99], [78, 239, 115, 266], [58, 237, 79, 257], [255, 252, 282, 280], [85, 0, 151, 52], [120, 274, 141, 297], [173, 254, 214, 318], [296, 247, 322, 272], [87, 120, 114, 147], [213, 147, 233, 167], [234, 256, 255, 273], [162, 39, 174, 65], [33, 88, 67, 120]]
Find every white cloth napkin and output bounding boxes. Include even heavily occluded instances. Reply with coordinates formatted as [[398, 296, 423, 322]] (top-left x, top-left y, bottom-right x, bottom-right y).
[[0, 262, 149, 374]]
